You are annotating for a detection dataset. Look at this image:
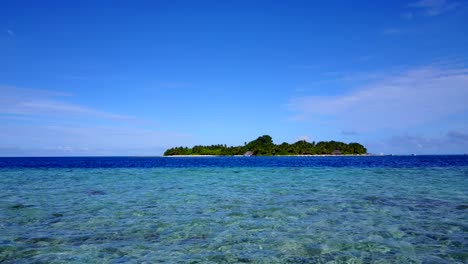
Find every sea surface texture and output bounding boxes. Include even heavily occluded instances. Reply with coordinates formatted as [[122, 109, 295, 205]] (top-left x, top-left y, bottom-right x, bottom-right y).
[[0, 156, 467, 263]]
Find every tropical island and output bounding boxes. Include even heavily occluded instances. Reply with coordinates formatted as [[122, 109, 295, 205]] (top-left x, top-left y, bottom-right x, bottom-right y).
[[164, 135, 367, 156]]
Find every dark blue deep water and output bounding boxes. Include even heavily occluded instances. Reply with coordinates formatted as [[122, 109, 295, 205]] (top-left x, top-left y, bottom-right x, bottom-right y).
[[1, 156, 467, 263], [1, 155, 467, 168]]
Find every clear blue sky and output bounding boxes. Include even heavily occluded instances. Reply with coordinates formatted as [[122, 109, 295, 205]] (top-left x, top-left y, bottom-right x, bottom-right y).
[[1, 0, 467, 156]]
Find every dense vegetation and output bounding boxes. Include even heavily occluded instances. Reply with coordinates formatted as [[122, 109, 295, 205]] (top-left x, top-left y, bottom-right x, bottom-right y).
[[164, 135, 367, 156]]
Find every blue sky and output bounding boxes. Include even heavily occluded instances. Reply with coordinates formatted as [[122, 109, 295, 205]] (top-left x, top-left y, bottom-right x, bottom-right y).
[[1, 0, 467, 156]]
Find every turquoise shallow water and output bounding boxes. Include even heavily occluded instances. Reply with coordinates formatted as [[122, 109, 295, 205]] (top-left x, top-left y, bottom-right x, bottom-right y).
[[0, 158, 467, 263]]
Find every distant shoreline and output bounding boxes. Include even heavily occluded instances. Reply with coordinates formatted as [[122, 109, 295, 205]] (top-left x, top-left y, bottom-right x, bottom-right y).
[[164, 154, 376, 157], [164, 135, 368, 156]]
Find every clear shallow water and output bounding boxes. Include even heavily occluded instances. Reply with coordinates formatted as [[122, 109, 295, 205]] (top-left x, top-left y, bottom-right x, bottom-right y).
[[0, 157, 467, 263]]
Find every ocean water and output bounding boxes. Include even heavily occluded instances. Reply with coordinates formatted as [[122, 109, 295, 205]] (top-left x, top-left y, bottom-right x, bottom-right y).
[[0, 156, 467, 263]]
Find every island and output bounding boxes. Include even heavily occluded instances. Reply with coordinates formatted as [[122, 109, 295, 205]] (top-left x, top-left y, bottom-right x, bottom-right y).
[[164, 135, 367, 156]]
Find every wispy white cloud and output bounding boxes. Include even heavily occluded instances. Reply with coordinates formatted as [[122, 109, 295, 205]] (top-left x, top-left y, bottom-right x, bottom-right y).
[[0, 86, 145, 123], [287, 63, 468, 131], [391, 1, 460, 39], [408, 0, 459, 16], [294, 70, 393, 94], [6, 29, 13, 36]]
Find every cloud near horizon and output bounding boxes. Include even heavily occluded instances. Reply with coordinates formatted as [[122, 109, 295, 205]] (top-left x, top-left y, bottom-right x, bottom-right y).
[[369, 130, 468, 154], [287, 64, 468, 131], [287, 63, 468, 153], [0, 123, 191, 156], [0, 86, 191, 156]]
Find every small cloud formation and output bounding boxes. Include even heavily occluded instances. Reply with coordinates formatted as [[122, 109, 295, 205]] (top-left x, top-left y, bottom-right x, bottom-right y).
[[6, 29, 13, 36], [56, 146, 75, 153], [408, 0, 459, 16]]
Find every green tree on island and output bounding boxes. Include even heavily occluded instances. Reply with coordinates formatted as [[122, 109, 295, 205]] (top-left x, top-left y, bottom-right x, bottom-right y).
[[164, 135, 367, 156]]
